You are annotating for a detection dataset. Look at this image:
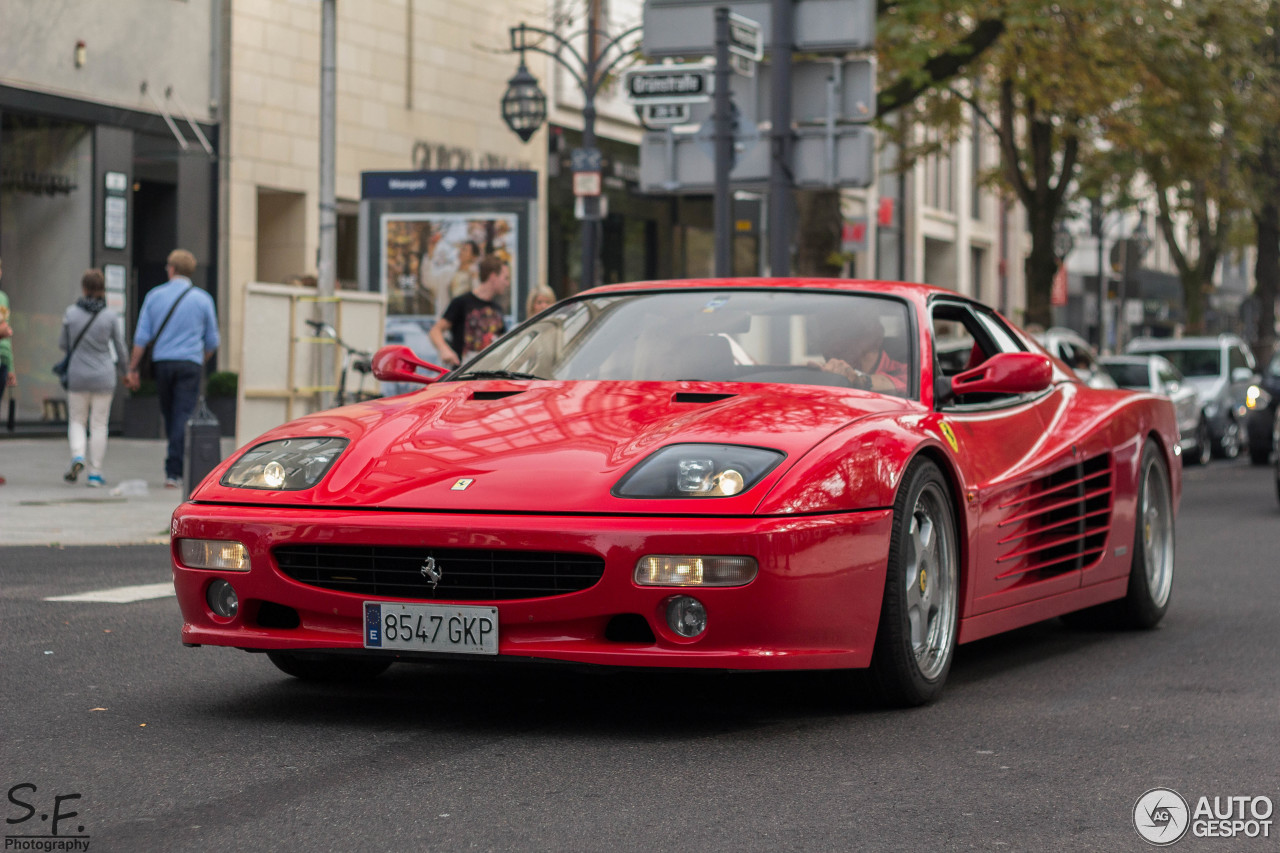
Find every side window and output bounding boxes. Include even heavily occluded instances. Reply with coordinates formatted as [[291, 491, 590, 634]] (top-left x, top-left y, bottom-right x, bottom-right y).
[[933, 318, 978, 376], [1228, 345, 1251, 373], [972, 309, 1024, 354], [930, 301, 1029, 409]]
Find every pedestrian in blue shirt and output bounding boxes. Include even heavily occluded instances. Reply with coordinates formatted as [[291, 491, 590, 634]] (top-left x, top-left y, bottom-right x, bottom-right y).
[[125, 249, 220, 488]]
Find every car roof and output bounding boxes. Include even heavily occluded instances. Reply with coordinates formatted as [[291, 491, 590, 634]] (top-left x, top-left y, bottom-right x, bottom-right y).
[[1128, 335, 1238, 350], [581, 277, 966, 303], [1099, 354, 1155, 365]]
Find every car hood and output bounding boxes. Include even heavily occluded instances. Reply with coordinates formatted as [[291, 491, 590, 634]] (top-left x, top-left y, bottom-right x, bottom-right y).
[[193, 380, 913, 514], [1183, 375, 1224, 400]]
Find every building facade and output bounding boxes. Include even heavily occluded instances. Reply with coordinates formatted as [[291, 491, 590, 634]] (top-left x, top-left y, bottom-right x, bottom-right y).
[[0, 0, 220, 423]]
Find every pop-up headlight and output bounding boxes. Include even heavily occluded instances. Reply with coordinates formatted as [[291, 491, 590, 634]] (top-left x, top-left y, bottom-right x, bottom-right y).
[[221, 437, 349, 490], [613, 443, 784, 498]]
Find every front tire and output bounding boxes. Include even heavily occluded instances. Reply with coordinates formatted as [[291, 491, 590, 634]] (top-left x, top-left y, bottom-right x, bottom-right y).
[[869, 458, 960, 706], [1186, 418, 1212, 466], [266, 651, 393, 682]]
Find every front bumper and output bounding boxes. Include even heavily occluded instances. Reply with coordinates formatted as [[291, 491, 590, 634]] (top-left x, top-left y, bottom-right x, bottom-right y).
[[171, 503, 894, 671]]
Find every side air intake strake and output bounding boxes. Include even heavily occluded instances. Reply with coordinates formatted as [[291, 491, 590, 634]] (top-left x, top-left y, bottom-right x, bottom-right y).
[[994, 453, 1113, 578]]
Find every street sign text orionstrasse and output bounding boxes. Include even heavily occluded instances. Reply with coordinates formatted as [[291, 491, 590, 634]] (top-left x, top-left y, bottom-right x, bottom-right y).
[[625, 64, 714, 104]]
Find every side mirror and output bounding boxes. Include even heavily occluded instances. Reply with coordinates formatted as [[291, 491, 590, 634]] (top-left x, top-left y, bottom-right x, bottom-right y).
[[950, 352, 1054, 397], [371, 345, 448, 385], [1231, 367, 1256, 383]]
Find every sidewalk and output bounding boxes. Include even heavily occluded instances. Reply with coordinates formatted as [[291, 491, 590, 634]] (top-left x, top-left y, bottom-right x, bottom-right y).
[[0, 436, 237, 547]]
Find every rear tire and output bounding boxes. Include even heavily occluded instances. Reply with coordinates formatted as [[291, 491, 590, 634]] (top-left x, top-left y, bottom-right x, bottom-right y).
[[1063, 440, 1175, 630], [1118, 440, 1175, 628], [266, 651, 393, 682], [868, 459, 959, 707]]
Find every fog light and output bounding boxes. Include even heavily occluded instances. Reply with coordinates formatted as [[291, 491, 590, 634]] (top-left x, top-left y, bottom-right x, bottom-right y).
[[179, 539, 250, 571], [206, 579, 238, 618], [666, 595, 707, 638]]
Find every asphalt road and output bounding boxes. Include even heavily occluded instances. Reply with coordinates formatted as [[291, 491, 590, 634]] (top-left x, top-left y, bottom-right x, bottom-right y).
[[1, 458, 1277, 852]]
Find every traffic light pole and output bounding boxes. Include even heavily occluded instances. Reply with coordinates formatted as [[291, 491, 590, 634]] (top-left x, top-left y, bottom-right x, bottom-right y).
[[714, 7, 733, 277], [768, 0, 794, 276]]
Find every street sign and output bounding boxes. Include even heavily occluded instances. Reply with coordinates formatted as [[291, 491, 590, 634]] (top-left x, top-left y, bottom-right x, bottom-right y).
[[639, 128, 770, 193], [1052, 262, 1069, 307], [841, 219, 868, 254], [575, 195, 607, 221], [570, 147, 603, 172], [790, 59, 876, 124], [793, 125, 875, 189], [643, 0, 875, 57], [685, 58, 875, 127], [624, 63, 714, 104], [572, 171, 602, 197], [727, 12, 762, 61], [642, 102, 692, 125]]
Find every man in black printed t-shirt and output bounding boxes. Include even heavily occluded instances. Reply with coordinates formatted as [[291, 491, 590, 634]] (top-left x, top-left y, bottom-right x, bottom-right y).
[[428, 253, 510, 368]]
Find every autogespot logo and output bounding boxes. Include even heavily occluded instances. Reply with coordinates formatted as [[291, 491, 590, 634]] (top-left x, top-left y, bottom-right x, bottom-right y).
[[1134, 788, 1191, 846]]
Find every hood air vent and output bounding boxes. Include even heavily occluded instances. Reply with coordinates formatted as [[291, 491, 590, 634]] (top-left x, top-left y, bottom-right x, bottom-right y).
[[470, 389, 524, 401], [673, 392, 736, 404]]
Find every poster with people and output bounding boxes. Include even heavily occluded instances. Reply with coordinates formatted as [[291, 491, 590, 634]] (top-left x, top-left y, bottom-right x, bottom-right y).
[[380, 212, 518, 319]]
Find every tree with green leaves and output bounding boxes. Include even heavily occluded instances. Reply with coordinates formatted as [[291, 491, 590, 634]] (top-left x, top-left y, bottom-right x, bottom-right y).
[[1104, 0, 1263, 338]]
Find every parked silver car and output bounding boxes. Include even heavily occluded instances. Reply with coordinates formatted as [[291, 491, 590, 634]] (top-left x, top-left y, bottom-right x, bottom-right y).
[[1100, 354, 1210, 465], [1126, 334, 1258, 459], [1033, 327, 1119, 389]]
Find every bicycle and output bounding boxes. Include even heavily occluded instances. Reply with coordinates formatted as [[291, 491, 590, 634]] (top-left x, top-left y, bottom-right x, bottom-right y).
[[305, 318, 378, 406]]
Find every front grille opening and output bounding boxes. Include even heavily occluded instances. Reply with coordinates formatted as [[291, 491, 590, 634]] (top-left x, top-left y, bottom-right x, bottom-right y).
[[273, 545, 606, 601], [605, 613, 656, 643], [256, 601, 301, 629]]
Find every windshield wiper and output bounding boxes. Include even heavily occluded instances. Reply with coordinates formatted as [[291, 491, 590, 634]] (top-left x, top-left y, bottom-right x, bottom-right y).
[[452, 369, 543, 381]]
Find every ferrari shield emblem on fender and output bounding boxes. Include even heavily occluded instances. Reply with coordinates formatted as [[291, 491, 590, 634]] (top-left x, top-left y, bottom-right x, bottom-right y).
[[451, 478, 475, 490], [938, 421, 959, 452], [421, 556, 443, 589]]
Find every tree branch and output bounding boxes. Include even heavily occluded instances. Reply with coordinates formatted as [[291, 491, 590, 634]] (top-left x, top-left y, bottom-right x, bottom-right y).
[[878, 18, 1006, 116]]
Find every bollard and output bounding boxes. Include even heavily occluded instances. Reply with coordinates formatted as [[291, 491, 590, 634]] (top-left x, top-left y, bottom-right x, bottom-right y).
[[184, 395, 223, 498]]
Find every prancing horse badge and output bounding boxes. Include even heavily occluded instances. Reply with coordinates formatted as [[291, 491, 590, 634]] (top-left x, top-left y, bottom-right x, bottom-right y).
[[451, 478, 475, 490], [420, 556, 443, 589]]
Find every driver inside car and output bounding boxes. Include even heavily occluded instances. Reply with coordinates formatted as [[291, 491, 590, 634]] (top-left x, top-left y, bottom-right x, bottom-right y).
[[812, 311, 908, 394]]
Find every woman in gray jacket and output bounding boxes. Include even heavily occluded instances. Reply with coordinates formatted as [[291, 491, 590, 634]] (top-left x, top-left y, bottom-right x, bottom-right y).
[[59, 269, 128, 486]]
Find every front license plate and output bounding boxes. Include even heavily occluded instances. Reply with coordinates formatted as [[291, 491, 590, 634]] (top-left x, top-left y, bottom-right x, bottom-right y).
[[363, 602, 498, 655]]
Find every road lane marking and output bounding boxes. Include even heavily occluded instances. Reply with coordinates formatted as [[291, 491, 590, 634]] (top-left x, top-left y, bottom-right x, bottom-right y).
[[45, 582, 176, 603]]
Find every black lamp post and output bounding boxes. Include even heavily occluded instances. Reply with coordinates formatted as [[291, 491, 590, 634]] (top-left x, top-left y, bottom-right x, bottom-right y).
[[1118, 212, 1152, 349], [502, 16, 640, 290]]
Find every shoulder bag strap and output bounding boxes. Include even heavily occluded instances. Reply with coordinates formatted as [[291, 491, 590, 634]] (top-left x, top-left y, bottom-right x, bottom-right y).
[[67, 307, 105, 360], [147, 285, 195, 354]]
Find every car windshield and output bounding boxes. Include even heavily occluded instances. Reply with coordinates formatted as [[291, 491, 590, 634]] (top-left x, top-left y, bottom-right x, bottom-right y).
[[1102, 362, 1150, 390], [1151, 347, 1221, 378], [457, 289, 916, 397]]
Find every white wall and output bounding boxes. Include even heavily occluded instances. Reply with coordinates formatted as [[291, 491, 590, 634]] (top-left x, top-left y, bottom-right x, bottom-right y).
[[0, 0, 217, 122]]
